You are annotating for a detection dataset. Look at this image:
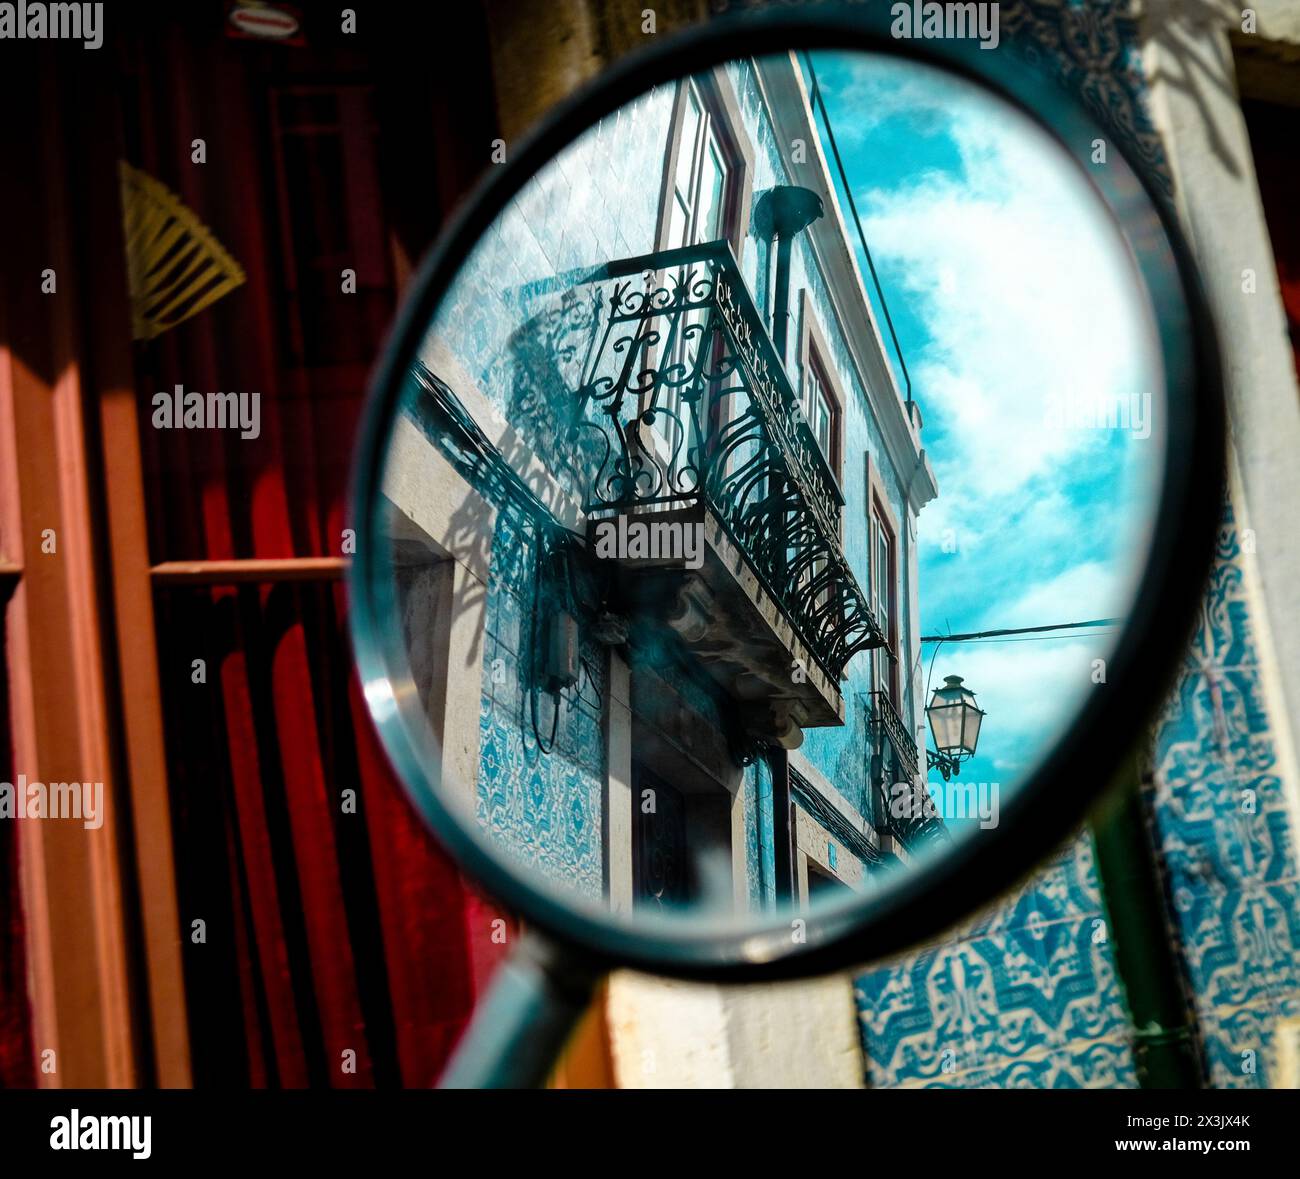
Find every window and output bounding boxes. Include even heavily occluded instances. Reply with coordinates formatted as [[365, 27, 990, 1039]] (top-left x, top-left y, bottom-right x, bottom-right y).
[[871, 498, 899, 705], [790, 302, 846, 610], [802, 352, 837, 468], [124, 65, 498, 1086], [796, 293, 845, 485], [864, 445, 901, 709], [662, 79, 741, 252], [654, 77, 750, 464], [0, 3, 536, 1091]]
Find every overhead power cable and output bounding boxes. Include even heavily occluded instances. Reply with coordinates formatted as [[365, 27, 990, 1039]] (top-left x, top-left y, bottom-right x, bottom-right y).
[[919, 618, 1121, 644]]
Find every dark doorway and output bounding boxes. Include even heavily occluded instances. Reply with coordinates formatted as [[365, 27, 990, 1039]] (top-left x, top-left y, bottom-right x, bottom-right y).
[[806, 861, 851, 901], [632, 763, 732, 911]]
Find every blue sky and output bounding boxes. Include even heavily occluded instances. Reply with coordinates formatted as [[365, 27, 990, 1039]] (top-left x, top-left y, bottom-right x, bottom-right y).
[[805, 51, 1165, 805]]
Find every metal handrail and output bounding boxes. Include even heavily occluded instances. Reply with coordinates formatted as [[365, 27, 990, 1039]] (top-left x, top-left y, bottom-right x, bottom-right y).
[[870, 689, 919, 784]]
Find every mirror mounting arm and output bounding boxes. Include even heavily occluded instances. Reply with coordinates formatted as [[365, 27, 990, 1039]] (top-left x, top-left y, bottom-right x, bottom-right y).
[[439, 931, 603, 1089]]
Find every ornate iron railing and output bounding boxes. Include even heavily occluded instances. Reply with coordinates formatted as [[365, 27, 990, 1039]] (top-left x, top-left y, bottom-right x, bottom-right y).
[[570, 241, 883, 681], [869, 689, 919, 783], [868, 689, 946, 849]]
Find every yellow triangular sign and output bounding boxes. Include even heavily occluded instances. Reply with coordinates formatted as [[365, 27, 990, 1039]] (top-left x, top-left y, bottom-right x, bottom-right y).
[[119, 160, 247, 341]]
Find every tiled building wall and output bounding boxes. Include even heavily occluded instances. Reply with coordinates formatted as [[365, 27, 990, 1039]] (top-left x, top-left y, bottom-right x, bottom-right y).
[[477, 510, 608, 898], [1150, 498, 1300, 1087], [859, 832, 1139, 1087], [855, 0, 1300, 1090]]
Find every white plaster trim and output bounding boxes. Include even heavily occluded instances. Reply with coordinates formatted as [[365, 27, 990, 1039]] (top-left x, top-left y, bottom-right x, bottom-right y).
[[1227, 450, 1300, 857], [604, 650, 634, 917], [794, 808, 866, 895], [424, 338, 586, 533], [606, 970, 866, 1088], [380, 427, 493, 821]]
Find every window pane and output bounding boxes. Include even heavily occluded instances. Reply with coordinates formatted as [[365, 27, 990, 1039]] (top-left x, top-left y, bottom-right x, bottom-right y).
[[674, 88, 702, 199], [695, 140, 727, 244], [153, 580, 490, 1085], [874, 514, 894, 701], [667, 194, 689, 250], [804, 366, 834, 464], [802, 367, 818, 425], [877, 528, 891, 625], [133, 84, 395, 561]]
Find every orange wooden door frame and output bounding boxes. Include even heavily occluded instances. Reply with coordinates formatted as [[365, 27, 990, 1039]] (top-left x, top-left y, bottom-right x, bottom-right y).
[[0, 52, 192, 1089], [0, 84, 139, 1086]]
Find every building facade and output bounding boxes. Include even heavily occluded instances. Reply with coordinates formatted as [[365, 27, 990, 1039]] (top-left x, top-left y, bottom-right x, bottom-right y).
[[382, 50, 940, 921]]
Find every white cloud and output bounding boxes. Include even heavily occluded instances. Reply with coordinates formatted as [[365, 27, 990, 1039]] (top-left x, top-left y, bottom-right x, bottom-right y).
[[999, 561, 1125, 629], [838, 67, 1167, 788], [862, 111, 1156, 502]]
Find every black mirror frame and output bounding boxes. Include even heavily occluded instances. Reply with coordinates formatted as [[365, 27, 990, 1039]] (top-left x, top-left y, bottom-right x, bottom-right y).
[[348, 3, 1225, 983]]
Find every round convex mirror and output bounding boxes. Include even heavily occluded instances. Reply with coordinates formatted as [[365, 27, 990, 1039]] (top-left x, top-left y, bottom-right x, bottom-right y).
[[351, 14, 1221, 988]]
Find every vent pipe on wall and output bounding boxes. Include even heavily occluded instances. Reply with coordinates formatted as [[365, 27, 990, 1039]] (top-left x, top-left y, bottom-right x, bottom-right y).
[[755, 185, 824, 365]]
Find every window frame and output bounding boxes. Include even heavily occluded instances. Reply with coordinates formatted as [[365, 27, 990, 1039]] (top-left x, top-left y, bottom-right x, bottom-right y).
[[796, 290, 846, 491], [866, 453, 902, 707], [648, 70, 756, 479], [654, 69, 755, 258]]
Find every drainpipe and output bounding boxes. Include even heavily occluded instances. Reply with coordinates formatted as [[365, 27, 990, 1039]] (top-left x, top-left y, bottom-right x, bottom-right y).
[[753, 189, 822, 908], [1090, 750, 1205, 1088], [755, 186, 824, 364]]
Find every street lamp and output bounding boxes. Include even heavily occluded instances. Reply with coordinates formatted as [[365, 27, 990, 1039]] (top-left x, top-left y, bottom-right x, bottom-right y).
[[925, 675, 985, 780]]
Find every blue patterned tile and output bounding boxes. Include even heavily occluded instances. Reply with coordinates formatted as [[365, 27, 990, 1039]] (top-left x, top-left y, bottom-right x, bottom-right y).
[[1204, 563, 1258, 670], [1054, 1039, 1141, 1089], [857, 946, 983, 1085], [1040, 917, 1131, 1046], [1173, 884, 1300, 1016], [1219, 668, 1277, 774], [976, 1054, 1058, 1089], [960, 932, 1057, 1072], [1201, 1003, 1276, 1090]]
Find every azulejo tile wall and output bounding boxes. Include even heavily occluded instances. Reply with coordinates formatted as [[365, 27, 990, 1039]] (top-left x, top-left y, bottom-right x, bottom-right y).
[[857, 0, 1299, 1089], [858, 834, 1139, 1088], [1149, 499, 1300, 1087], [477, 510, 607, 900]]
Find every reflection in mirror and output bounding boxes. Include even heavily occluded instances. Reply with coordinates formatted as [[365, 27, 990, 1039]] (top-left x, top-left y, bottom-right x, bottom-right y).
[[369, 49, 1165, 936]]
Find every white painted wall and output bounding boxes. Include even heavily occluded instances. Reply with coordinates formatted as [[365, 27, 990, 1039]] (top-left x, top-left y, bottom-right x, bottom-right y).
[[606, 971, 865, 1088]]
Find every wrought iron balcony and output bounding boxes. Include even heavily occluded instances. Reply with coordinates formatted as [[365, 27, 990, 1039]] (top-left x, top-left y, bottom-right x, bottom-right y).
[[570, 241, 884, 688]]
